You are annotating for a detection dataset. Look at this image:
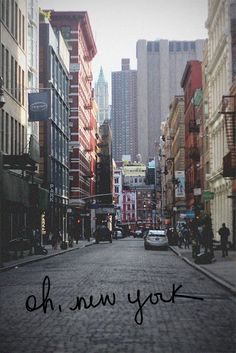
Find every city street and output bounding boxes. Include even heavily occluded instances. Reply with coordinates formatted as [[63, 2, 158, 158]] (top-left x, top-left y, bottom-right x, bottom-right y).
[[0, 238, 235, 353]]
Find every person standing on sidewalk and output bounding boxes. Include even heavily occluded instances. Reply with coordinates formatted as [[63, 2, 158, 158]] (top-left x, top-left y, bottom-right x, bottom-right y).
[[218, 223, 230, 257]]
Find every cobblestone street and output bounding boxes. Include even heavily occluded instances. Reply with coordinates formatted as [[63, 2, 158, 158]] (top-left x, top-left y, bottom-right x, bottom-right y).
[[0, 238, 235, 353]]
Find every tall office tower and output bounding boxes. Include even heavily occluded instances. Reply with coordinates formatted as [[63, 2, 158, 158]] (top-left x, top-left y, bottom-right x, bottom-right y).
[[48, 11, 97, 211], [95, 67, 110, 125], [136, 39, 205, 163], [111, 58, 137, 162]]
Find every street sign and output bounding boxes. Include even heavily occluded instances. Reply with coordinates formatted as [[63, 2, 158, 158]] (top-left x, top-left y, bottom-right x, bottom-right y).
[[202, 191, 214, 201], [80, 213, 90, 217]]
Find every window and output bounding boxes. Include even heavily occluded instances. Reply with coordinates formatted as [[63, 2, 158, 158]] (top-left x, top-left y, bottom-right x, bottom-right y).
[[147, 42, 153, 52], [1, 0, 5, 21], [154, 42, 159, 52], [183, 42, 188, 51], [15, 2, 18, 41], [5, 49, 9, 90], [11, 0, 14, 34], [22, 70, 24, 106], [11, 56, 14, 95], [14, 120, 17, 154], [19, 9, 21, 47], [1, 110, 4, 152], [169, 42, 174, 52], [18, 122, 21, 154], [5, 113, 9, 153], [11, 117, 14, 154], [18, 65, 21, 103], [6, 0, 9, 27], [22, 15, 25, 50], [60, 26, 71, 39], [14, 60, 17, 99], [176, 42, 181, 51], [1, 45, 4, 82], [22, 125, 24, 152], [190, 41, 196, 50]]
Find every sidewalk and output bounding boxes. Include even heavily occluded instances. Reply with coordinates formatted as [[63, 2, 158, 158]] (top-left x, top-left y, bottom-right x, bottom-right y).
[[0, 239, 95, 272], [170, 245, 236, 296]]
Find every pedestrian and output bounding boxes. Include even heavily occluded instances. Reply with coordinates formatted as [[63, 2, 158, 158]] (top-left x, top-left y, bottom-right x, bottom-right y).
[[51, 232, 58, 250], [218, 223, 230, 257], [182, 225, 190, 249]]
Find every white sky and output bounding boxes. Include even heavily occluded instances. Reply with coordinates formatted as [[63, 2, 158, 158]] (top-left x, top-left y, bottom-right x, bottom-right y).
[[39, 0, 208, 100]]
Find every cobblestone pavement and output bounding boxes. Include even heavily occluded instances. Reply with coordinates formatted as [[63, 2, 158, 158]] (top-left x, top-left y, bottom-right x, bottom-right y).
[[0, 238, 235, 353]]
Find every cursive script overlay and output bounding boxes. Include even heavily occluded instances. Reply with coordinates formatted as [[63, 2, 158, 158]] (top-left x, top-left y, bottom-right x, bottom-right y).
[[25, 276, 204, 325]]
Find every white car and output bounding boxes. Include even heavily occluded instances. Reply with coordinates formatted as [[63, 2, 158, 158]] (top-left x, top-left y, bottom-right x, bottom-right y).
[[144, 229, 168, 250]]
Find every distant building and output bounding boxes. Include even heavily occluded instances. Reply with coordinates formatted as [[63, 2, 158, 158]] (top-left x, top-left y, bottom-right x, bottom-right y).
[[111, 58, 137, 162], [136, 39, 205, 162], [95, 67, 110, 125]]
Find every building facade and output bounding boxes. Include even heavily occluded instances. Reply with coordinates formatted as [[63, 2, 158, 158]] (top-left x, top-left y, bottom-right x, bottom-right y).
[[48, 11, 97, 210], [0, 0, 37, 249], [181, 61, 203, 213], [95, 67, 110, 125], [38, 16, 70, 240], [136, 39, 205, 163], [205, 0, 236, 242], [111, 58, 137, 162]]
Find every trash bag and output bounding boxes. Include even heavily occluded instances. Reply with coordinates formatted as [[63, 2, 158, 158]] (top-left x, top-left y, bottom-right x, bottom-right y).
[[35, 245, 48, 255], [194, 252, 213, 264]]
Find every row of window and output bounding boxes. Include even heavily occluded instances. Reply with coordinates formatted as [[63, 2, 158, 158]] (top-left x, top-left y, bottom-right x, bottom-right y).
[[51, 50, 69, 103], [1, 0, 25, 50], [0, 109, 25, 154], [52, 90, 69, 136], [1, 44, 25, 106], [146, 41, 196, 53], [51, 124, 69, 167], [50, 159, 69, 197]]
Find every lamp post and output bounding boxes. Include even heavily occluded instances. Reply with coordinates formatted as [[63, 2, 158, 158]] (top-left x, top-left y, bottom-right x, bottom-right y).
[[0, 77, 6, 267]]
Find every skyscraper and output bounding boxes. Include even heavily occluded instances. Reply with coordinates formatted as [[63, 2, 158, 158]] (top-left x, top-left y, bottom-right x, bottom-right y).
[[95, 67, 110, 125], [111, 58, 137, 162], [136, 39, 205, 162]]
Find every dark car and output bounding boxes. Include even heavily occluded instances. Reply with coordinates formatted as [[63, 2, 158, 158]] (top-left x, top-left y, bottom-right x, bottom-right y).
[[144, 229, 168, 250], [95, 225, 112, 244], [134, 230, 143, 238]]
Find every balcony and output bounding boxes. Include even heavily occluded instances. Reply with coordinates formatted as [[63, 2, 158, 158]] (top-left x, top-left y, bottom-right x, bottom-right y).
[[189, 147, 200, 161], [84, 101, 92, 110], [223, 152, 236, 177], [84, 125, 93, 131], [189, 120, 200, 133]]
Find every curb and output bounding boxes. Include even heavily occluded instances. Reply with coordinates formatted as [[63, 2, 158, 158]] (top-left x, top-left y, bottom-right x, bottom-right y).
[[0, 241, 95, 273], [169, 246, 236, 296]]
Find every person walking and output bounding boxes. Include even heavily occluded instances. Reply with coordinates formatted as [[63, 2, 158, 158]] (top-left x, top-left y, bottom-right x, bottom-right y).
[[182, 225, 190, 249], [218, 223, 230, 257]]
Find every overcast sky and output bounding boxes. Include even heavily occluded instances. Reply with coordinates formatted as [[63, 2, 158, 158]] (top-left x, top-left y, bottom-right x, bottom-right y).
[[39, 0, 208, 100]]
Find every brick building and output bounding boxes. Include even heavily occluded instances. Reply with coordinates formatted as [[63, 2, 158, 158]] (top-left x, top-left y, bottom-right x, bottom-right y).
[[181, 61, 203, 213]]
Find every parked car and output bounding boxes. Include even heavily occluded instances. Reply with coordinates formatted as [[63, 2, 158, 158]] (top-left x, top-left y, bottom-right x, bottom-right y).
[[113, 230, 123, 239], [144, 229, 168, 250], [95, 225, 112, 244]]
